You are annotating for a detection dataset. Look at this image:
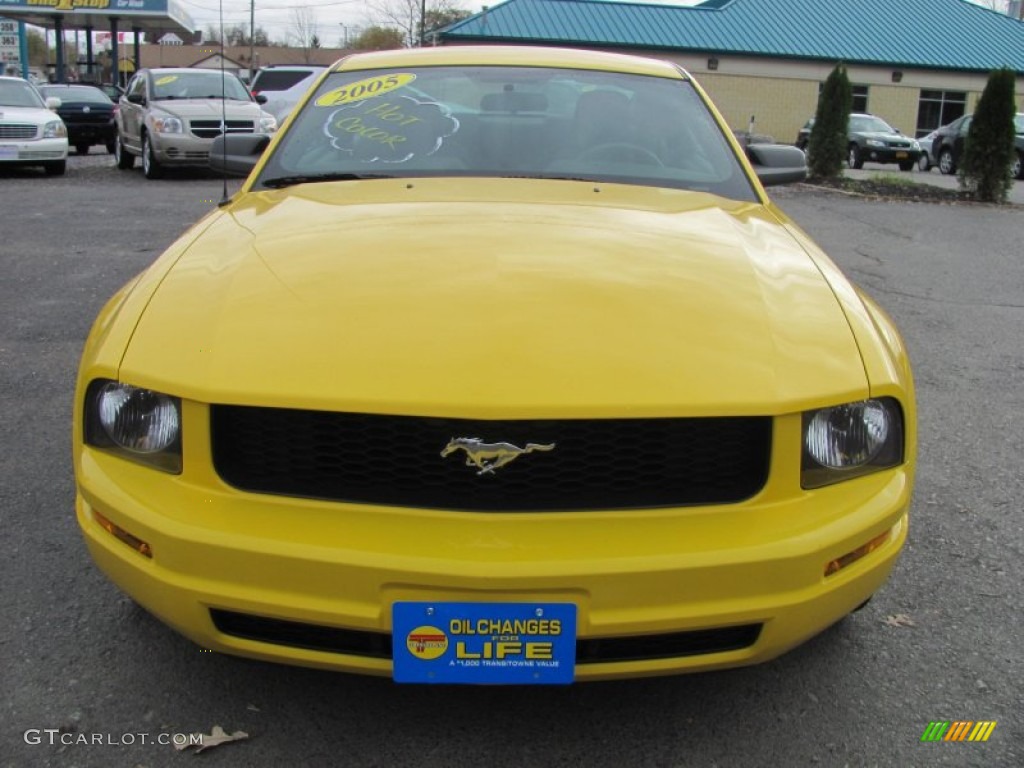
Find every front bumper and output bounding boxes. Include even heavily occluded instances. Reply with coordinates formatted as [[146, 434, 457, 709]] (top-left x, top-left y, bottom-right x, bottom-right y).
[[76, 409, 911, 681], [149, 132, 223, 167], [66, 122, 116, 145], [862, 145, 921, 164], [0, 138, 68, 164]]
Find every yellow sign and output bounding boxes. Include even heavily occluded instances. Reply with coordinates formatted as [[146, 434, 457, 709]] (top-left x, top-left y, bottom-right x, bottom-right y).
[[316, 73, 416, 108], [26, 0, 111, 10]]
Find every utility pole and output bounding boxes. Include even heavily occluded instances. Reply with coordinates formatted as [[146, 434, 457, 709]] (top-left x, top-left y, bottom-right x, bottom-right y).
[[420, 0, 426, 45], [249, 0, 255, 83]]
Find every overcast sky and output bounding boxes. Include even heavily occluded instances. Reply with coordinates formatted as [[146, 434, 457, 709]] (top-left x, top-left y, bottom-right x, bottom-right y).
[[182, 0, 704, 47], [177, 0, 1009, 48]]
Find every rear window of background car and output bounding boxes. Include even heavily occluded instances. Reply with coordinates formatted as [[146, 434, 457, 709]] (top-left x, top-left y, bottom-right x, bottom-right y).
[[253, 71, 317, 92]]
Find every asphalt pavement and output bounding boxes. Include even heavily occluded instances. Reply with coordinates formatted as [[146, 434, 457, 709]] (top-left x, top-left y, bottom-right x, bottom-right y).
[[1, 153, 1021, 768]]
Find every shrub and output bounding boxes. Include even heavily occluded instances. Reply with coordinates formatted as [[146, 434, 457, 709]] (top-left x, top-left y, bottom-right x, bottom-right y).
[[807, 64, 852, 178], [959, 68, 1017, 203]]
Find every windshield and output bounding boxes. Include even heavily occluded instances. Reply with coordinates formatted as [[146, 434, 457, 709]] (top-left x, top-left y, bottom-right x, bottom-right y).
[[40, 85, 112, 104], [850, 115, 896, 133], [151, 71, 252, 101], [255, 65, 756, 201], [1015, 114, 1024, 134], [0, 79, 45, 108]]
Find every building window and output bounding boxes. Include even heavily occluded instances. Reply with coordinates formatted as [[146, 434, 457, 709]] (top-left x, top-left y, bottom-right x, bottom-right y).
[[817, 83, 869, 113], [851, 85, 869, 113], [916, 90, 967, 137]]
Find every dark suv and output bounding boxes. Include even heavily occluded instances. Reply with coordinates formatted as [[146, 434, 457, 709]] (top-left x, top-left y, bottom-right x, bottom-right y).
[[932, 112, 1024, 180]]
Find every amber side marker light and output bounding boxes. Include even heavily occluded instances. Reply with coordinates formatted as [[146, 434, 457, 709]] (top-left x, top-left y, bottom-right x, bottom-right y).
[[824, 531, 889, 577], [93, 509, 153, 559]]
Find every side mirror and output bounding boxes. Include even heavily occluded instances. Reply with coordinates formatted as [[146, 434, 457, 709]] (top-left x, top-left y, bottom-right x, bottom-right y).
[[210, 133, 271, 177], [254, 93, 268, 105], [127, 92, 145, 105], [746, 143, 808, 186], [45, 96, 61, 110]]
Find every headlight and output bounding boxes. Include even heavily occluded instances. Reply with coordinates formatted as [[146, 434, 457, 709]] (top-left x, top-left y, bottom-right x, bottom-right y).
[[911, 140, 921, 150], [259, 113, 278, 133], [802, 398, 903, 488], [151, 115, 184, 134], [84, 380, 182, 472], [866, 139, 885, 148], [43, 120, 66, 139]]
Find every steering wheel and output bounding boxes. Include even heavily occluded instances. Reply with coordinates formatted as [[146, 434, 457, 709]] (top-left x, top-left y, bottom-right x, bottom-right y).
[[576, 142, 664, 166]]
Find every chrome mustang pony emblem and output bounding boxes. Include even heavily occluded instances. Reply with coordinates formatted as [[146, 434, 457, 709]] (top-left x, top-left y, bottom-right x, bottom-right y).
[[440, 437, 555, 476]]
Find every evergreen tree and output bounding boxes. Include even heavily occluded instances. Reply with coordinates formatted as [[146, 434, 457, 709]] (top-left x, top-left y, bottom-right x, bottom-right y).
[[959, 68, 1017, 203], [807, 64, 851, 178]]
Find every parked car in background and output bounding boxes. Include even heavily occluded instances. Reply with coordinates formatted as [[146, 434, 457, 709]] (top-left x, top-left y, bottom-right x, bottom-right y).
[[0, 76, 68, 175], [932, 112, 1024, 180], [75, 46, 915, 684], [115, 67, 278, 179], [845, 113, 921, 171], [249, 65, 326, 124], [796, 114, 920, 171], [39, 84, 117, 155], [795, 117, 813, 150], [93, 82, 125, 102], [916, 128, 938, 171]]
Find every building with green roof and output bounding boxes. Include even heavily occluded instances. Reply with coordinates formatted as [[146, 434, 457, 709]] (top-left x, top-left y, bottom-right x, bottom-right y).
[[440, 0, 1024, 145]]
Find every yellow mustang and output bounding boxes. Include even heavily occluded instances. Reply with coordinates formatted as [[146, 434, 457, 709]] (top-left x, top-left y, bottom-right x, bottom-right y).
[[74, 46, 914, 684]]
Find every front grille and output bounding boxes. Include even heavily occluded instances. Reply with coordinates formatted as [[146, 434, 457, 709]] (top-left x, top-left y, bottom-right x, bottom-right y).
[[211, 407, 771, 511], [0, 124, 37, 139], [189, 119, 255, 139], [210, 609, 763, 664], [61, 110, 112, 125]]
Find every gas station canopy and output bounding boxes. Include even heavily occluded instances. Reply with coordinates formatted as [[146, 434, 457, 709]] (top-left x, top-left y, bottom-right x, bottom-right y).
[[0, 0, 197, 82], [0, 0, 196, 38]]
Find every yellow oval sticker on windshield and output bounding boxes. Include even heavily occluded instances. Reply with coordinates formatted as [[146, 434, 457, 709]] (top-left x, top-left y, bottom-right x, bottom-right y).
[[315, 73, 416, 107], [154, 75, 179, 86]]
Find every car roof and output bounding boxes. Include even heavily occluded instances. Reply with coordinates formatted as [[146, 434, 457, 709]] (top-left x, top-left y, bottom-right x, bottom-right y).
[[145, 67, 234, 75], [257, 65, 326, 71], [330, 45, 688, 80]]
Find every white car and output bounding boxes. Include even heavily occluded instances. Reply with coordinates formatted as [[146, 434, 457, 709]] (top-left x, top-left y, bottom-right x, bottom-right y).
[[250, 65, 326, 124], [0, 76, 69, 175]]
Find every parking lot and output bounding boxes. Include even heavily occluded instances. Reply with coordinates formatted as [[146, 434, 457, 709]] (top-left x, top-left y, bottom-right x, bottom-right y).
[[2, 153, 1022, 767]]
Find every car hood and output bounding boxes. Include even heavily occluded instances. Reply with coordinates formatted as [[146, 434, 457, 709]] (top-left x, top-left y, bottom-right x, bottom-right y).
[[0, 105, 60, 124], [120, 180, 868, 416], [146, 99, 263, 119]]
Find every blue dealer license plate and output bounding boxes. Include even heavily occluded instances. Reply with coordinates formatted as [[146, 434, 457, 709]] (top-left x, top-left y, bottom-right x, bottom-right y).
[[392, 602, 577, 684]]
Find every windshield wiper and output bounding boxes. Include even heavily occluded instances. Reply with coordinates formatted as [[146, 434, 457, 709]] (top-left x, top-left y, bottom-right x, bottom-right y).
[[501, 174, 598, 183], [260, 172, 394, 189]]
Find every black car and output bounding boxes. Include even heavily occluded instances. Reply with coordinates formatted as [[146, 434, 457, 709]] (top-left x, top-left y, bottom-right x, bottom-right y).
[[932, 112, 1024, 180], [38, 84, 117, 155], [845, 113, 921, 171], [796, 114, 921, 171]]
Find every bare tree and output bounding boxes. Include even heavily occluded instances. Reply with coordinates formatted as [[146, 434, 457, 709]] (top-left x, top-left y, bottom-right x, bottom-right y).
[[969, 0, 1010, 11], [290, 6, 321, 63], [351, 26, 405, 51], [367, 0, 470, 47]]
